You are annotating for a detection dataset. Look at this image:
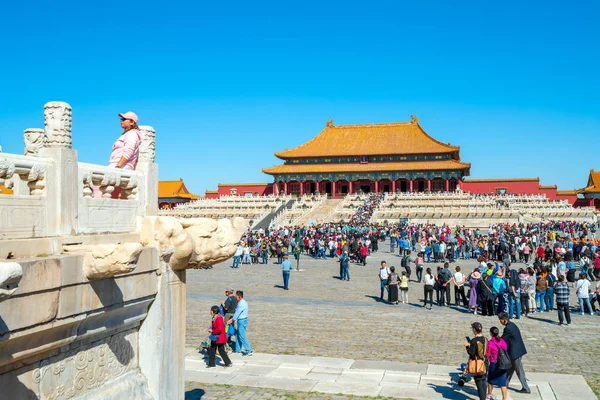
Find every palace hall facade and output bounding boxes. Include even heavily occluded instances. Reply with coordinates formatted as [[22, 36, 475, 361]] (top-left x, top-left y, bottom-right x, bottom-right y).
[[262, 116, 471, 196]]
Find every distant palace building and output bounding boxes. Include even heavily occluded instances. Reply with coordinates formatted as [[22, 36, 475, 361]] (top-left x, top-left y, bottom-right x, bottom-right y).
[[262, 116, 471, 196], [191, 115, 596, 209], [158, 178, 200, 209]]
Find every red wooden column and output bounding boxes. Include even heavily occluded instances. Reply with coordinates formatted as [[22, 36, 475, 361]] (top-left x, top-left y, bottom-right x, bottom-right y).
[[391, 180, 396, 193], [445, 179, 450, 192], [315, 181, 320, 194], [273, 182, 278, 196], [409, 180, 414, 192], [374, 180, 379, 193], [427, 179, 431, 192], [299, 181, 304, 196], [331, 181, 337, 197], [283, 182, 288, 195], [349, 181, 354, 194]]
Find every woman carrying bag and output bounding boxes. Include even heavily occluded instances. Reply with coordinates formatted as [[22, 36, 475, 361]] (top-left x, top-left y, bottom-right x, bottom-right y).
[[487, 326, 509, 400], [462, 321, 488, 400], [207, 305, 233, 368]]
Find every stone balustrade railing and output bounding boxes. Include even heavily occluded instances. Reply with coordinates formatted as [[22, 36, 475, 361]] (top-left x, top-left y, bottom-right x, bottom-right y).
[[0, 101, 158, 239]]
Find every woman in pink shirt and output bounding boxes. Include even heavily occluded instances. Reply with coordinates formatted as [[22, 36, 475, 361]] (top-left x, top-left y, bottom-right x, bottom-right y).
[[487, 326, 508, 400], [109, 111, 141, 170], [95, 112, 141, 199]]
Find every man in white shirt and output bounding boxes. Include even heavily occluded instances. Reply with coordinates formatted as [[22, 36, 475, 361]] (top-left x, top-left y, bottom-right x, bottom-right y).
[[232, 244, 243, 269], [379, 261, 390, 301]]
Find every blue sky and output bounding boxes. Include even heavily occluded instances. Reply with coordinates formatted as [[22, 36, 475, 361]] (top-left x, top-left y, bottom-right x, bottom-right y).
[[1, 0, 598, 194]]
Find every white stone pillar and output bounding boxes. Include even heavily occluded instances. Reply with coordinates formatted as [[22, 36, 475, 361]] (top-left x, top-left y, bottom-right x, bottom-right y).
[[39, 101, 78, 235], [138, 234, 186, 400], [137, 125, 158, 216]]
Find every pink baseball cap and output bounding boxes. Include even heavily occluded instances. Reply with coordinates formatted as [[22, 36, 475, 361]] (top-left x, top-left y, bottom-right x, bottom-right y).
[[118, 111, 139, 123]]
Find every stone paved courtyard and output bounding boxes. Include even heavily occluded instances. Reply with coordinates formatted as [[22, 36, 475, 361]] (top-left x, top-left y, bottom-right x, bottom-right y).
[[185, 245, 600, 398]]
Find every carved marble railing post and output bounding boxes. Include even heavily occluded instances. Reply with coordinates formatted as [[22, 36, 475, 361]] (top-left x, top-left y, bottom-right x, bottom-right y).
[[44, 101, 72, 149], [23, 128, 46, 157], [39, 101, 78, 236], [137, 125, 158, 216]]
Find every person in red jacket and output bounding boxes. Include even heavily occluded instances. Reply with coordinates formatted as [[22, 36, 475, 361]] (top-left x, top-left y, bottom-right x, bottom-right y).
[[207, 306, 232, 368]]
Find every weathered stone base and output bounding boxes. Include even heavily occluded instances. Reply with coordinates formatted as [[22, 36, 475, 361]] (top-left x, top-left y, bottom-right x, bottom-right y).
[[0, 329, 152, 400], [73, 371, 152, 400]]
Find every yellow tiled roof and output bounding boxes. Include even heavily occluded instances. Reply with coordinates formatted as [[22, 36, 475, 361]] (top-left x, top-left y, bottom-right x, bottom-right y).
[[274, 118, 460, 159], [263, 159, 471, 175], [539, 185, 557, 189], [579, 169, 600, 193], [556, 190, 577, 196], [158, 179, 200, 199]]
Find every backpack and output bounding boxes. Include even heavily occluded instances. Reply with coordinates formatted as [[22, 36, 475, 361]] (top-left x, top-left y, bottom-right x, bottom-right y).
[[440, 268, 451, 283], [497, 346, 512, 371], [401, 256, 408, 268]]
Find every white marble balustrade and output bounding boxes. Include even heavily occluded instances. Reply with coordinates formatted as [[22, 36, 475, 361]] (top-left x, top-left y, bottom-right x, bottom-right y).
[[0, 154, 54, 238]]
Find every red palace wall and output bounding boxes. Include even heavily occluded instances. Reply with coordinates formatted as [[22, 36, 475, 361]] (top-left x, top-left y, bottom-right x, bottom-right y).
[[207, 183, 274, 198], [462, 179, 578, 204]]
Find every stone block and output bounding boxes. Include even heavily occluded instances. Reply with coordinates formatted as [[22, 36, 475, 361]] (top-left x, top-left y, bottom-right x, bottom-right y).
[[57, 271, 157, 319], [7, 258, 59, 296], [0, 237, 61, 260], [0, 289, 59, 333]]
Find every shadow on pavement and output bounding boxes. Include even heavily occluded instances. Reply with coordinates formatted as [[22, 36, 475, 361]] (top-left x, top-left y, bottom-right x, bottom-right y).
[[185, 388, 207, 399]]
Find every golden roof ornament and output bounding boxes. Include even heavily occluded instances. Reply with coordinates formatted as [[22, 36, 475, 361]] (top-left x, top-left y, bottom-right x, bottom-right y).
[[326, 119, 334, 128], [410, 114, 419, 124]]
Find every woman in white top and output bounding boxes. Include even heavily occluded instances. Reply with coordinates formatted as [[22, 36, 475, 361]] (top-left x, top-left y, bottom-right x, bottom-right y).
[[452, 266, 467, 306], [575, 273, 593, 315], [422, 268, 435, 309]]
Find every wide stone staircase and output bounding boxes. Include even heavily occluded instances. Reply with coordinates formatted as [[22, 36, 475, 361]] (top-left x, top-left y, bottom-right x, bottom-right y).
[[253, 199, 295, 231], [295, 199, 343, 226]]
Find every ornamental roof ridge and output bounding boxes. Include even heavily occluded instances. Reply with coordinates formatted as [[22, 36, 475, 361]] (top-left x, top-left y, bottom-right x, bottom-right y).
[[330, 121, 413, 128], [274, 116, 460, 159]]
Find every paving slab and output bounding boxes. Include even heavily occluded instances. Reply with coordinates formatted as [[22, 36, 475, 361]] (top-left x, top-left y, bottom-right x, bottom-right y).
[[351, 359, 428, 373], [184, 370, 233, 385], [419, 374, 454, 384], [548, 375, 597, 400], [427, 364, 461, 376], [309, 356, 355, 369], [227, 374, 318, 392], [537, 382, 557, 400], [236, 364, 278, 376], [184, 353, 595, 400], [269, 354, 314, 365], [267, 365, 311, 379], [309, 366, 344, 374], [336, 368, 385, 383], [311, 381, 382, 397], [303, 372, 340, 382], [380, 371, 421, 385], [227, 352, 278, 364]]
